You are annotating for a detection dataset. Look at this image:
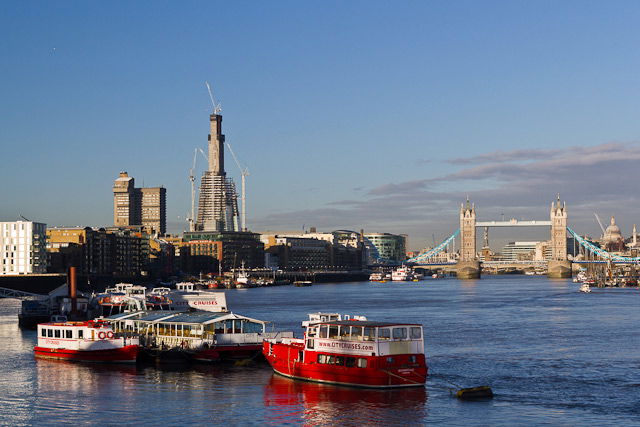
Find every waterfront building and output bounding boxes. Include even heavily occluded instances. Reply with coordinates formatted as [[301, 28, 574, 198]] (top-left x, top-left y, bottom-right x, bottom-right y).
[[364, 233, 407, 263], [264, 236, 331, 270], [183, 231, 263, 271], [501, 241, 539, 261], [184, 240, 222, 274], [0, 221, 47, 275], [47, 226, 151, 278], [113, 172, 166, 235], [195, 113, 239, 232], [261, 230, 364, 270]]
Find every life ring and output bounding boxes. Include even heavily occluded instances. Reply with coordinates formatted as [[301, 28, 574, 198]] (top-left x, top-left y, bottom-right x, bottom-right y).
[[106, 331, 114, 339], [98, 331, 107, 340]]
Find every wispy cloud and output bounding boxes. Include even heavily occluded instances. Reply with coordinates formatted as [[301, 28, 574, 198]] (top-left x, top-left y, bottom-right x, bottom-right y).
[[253, 142, 640, 247]]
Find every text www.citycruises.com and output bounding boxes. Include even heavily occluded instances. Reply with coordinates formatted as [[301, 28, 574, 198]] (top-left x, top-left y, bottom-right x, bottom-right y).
[[317, 341, 374, 351]]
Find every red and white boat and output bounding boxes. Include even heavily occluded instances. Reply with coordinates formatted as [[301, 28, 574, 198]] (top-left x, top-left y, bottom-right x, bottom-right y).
[[34, 319, 139, 363], [263, 313, 427, 388]]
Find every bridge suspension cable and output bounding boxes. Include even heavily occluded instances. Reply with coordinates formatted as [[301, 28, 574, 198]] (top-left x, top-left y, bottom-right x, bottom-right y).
[[407, 229, 460, 263], [566, 226, 640, 262]]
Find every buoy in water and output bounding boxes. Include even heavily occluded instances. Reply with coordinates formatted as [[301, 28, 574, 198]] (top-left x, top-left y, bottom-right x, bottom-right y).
[[456, 386, 493, 400]]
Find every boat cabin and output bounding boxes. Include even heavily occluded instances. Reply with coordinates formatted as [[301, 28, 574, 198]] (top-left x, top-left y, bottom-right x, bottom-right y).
[[302, 312, 367, 328], [37, 320, 120, 348], [107, 310, 291, 350], [304, 320, 424, 357]]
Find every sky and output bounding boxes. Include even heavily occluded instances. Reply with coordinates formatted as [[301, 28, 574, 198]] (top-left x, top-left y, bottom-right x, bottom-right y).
[[2, 1, 640, 250]]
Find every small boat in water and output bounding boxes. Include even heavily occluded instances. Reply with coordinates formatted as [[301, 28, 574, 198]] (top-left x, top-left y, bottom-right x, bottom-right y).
[[294, 281, 313, 287], [34, 319, 139, 363], [579, 283, 591, 293], [263, 313, 428, 388]]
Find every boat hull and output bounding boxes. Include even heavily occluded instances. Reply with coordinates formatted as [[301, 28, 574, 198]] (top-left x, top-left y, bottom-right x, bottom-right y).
[[34, 345, 139, 363], [263, 341, 427, 388]]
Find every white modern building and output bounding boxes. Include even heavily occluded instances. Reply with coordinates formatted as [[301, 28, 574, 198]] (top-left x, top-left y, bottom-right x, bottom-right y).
[[0, 221, 47, 275]]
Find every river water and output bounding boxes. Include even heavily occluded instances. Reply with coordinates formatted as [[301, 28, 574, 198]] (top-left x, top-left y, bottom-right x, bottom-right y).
[[0, 276, 638, 426]]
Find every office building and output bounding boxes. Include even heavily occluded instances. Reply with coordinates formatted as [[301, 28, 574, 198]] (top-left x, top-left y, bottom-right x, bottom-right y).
[[113, 172, 166, 235], [364, 233, 407, 263], [183, 231, 263, 271]]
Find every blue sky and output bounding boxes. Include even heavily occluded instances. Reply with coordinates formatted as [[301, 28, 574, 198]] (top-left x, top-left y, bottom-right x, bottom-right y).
[[2, 1, 640, 250]]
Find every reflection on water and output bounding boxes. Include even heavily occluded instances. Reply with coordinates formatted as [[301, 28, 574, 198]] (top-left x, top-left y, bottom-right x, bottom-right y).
[[264, 374, 428, 425]]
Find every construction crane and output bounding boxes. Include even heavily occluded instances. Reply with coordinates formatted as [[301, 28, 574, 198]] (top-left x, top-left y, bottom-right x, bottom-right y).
[[205, 81, 222, 114], [594, 213, 606, 237], [188, 147, 208, 231], [226, 142, 249, 231]]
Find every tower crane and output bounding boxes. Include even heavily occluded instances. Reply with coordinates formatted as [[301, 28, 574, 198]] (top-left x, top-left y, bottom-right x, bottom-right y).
[[188, 147, 207, 231], [205, 81, 222, 114], [594, 213, 606, 237], [226, 142, 249, 231]]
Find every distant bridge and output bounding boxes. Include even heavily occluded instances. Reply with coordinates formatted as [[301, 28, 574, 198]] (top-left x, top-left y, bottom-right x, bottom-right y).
[[405, 197, 639, 277]]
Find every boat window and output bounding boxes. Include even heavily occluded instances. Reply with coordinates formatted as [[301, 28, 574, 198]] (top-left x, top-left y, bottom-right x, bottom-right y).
[[78, 330, 83, 339], [41, 329, 46, 337], [307, 327, 316, 337], [386, 357, 394, 364], [54, 329, 61, 338], [339, 327, 349, 340], [65, 330, 72, 339], [335, 356, 344, 366], [307, 339, 314, 349], [47, 329, 53, 337], [357, 358, 367, 368], [319, 325, 328, 338], [226, 320, 235, 333], [328, 325, 339, 339], [392, 327, 407, 340], [244, 321, 263, 334], [378, 328, 391, 340], [350, 326, 363, 341], [327, 355, 335, 364], [410, 327, 422, 339], [409, 355, 417, 364], [318, 354, 326, 364], [363, 327, 375, 341], [346, 357, 356, 367]]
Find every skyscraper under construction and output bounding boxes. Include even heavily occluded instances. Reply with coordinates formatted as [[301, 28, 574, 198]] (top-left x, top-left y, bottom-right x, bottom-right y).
[[195, 112, 239, 232]]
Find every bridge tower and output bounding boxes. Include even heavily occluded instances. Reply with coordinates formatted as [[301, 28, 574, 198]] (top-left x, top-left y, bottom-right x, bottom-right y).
[[457, 198, 481, 279], [460, 199, 477, 261], [548, 195, 572, 278]]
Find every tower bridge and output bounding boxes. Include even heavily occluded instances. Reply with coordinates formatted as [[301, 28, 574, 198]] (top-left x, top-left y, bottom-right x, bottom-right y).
[[408, 196, 573, 278]]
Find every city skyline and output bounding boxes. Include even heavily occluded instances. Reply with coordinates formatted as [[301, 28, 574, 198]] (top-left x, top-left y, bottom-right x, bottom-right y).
[[3, 2, 640, 250]]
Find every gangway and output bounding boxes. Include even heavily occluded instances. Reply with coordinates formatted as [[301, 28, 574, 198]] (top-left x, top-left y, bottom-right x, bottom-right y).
[[0, 287, 47, 300]]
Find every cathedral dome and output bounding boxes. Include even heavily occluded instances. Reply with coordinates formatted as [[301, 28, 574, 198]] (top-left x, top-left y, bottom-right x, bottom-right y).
[[603, 216, 623, 243]]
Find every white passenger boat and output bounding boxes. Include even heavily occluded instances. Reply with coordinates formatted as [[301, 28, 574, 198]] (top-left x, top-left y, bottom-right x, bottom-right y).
[[391, 266, 415, 281], [34, 319, 139, 363], [108, 310, 293, 362]]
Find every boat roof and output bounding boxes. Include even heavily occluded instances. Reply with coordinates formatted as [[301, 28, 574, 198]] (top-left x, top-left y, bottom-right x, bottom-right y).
[[106, 310, 268, 325], [315, 320, 422, 328]]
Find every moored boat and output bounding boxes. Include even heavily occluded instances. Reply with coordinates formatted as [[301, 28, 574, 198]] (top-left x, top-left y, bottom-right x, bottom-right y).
[[34, 319, 139, 363], [391, 266, 415, 281], [294, 281, 312, 287], [108, 310, 293, 363], [263, 313, 428, 388]]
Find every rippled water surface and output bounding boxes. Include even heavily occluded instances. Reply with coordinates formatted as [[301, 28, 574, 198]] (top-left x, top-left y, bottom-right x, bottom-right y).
[[1, 276, 638, 425]]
